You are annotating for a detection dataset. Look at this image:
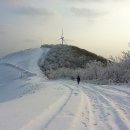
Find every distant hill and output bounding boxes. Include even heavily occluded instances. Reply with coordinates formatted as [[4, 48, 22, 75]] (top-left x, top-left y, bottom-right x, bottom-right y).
[[39, 44, 108, 78]]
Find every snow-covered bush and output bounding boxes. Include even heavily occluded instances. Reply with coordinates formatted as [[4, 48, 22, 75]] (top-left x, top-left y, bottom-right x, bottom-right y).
[[47, 68, 76, 79]]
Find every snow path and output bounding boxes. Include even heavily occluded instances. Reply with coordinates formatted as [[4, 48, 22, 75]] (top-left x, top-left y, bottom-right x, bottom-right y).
[[81, 83, 130, 130], [20, 86, 72, 130], [61, 81, 130, 130], [91, 85, 130, 129], [0, 48, 130, 130]]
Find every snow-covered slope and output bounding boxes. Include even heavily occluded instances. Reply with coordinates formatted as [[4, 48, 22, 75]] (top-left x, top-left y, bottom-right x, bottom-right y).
[[0, 48, 49, 102], [0, 47, 130, 130]]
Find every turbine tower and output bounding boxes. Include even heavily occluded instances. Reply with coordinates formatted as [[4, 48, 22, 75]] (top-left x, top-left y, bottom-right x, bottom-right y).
[[60, 29, 64, 45]]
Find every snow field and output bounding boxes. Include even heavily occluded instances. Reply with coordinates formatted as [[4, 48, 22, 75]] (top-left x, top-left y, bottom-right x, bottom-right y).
[[0, 47, 130, 130], [0, 82, 68, 130], [19, 85, 71, 130]]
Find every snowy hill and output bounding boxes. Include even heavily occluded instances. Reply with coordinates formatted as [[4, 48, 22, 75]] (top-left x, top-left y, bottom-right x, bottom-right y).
[[0, 47, 130, 130], [41, 45, 107, 69], [39, 44, 107, 79], [0, 48, 49, 102]]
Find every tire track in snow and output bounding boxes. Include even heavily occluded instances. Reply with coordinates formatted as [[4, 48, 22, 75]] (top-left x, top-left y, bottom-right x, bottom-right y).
[[58, 83, 89, 130], [65, 83, 125, 130], [32, 83, 88, 130], [68, 90, 86, 130], [95, 85, 130, 97], [82, 86, 112, 130], [99, 93, 130, 130], [19, 87, 72, 130], [91, 86, 130, 130], [99, 85, 130, 96], [85, 85, 130, 130], [93, 85, 130, 119], [65, 82, 97, 130], [67, 82, 108, 130], [82, 91, 97, 130]]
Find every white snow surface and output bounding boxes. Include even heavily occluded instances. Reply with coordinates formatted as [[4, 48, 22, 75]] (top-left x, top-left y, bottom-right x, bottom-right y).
[[0, 48, 130, 130]]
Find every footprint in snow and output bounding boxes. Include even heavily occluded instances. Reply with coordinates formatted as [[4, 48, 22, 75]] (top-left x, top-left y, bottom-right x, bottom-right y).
[[82, 122, 87, 127]]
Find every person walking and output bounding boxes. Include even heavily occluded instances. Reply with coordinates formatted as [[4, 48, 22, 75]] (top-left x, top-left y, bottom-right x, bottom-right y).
[[77, 75, 80, 85]]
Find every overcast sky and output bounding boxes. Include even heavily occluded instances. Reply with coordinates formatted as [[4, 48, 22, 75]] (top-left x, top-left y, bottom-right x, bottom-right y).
[[0, 0, 130, 58]]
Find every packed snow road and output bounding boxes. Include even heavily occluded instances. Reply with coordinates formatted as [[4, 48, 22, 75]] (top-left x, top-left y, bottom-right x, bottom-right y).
[[0, 48, 130, 130], [59, 81, 130, 130]]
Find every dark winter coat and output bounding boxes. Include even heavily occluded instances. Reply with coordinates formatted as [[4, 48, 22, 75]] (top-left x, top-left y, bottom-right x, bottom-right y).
[[77, 76, 80, 84]]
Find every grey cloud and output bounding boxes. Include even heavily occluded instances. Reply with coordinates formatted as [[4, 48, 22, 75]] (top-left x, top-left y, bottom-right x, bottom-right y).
[[68, 0, 103, 2], [0, 31, 5, 36], [71, 7, 107, 18], [0, 0, 30, 5], [23, 39, 37, 43], [68, 0, 127, 2], [11, 6, 53, 16]]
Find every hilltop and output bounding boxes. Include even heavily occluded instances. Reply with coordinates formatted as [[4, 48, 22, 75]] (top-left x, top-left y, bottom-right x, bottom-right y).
[[39, 44, 107, 79]]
